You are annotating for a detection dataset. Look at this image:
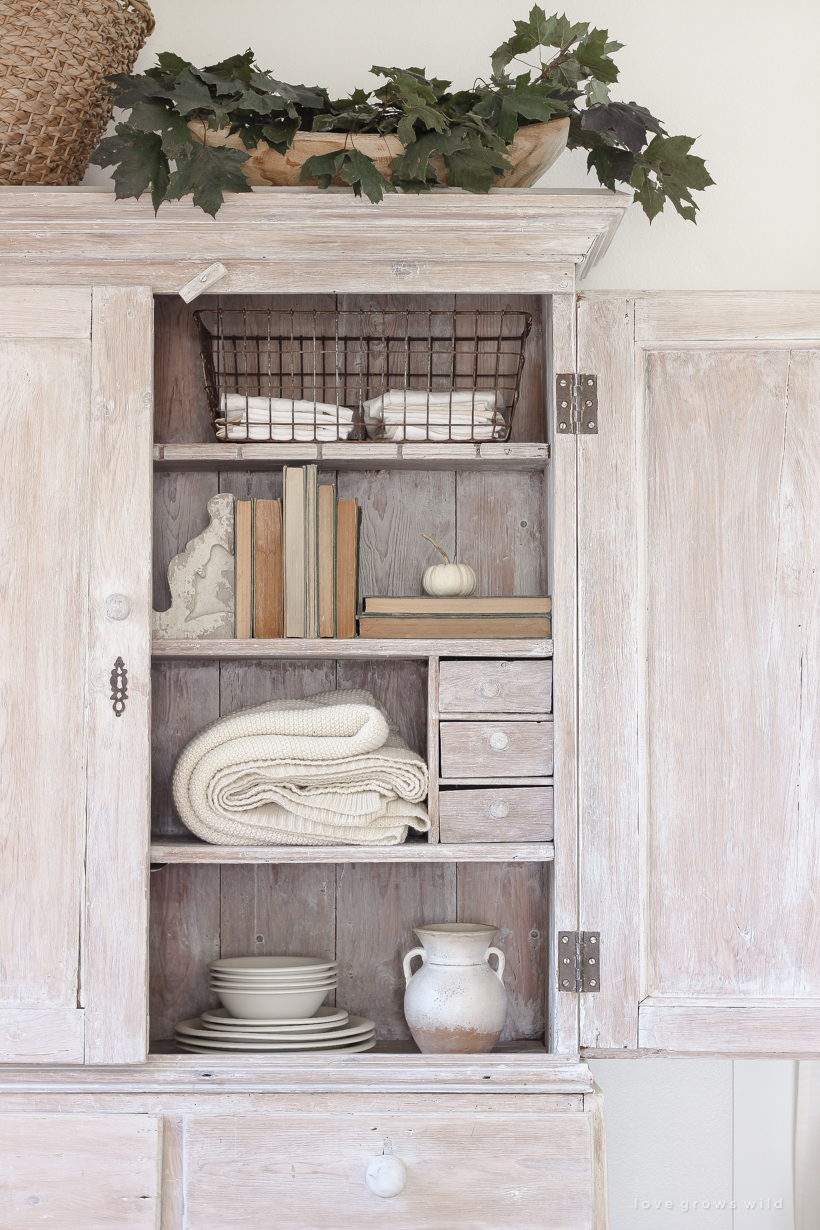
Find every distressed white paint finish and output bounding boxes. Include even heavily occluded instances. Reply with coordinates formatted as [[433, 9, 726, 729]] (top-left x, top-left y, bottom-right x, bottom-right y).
[[149, 838, 553, 864], [155, 441, 550, 470], [439, 659, 553, 714], [0, 286, 91, 338], [0, 304, 91, 1025], [576, 297, 640, 1051], [152, 493, 235, 639], [639, 1004, 820, 1053], [152, 637, 552, 659], [0, 1057, 592, 1096], [439, 787, 553, 843], [440, 720, 553, 778], [0, 188, 630, 293], [84, 287, 154, 1064], [0, 1009, 84, 1064], [0, 1114, 162, 1229], [549, 291, 580, 1056], [579, 292, 820, 1054], [182, 1096, 592, 1230]]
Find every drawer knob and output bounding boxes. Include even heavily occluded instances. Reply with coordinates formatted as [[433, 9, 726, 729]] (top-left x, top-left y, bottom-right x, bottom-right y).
[[488, 730, 509, 751], [488, 799, 510, 819], [105, 593, 131, 621], [365, 1155, 407, 1198], [477, 677, 501, 699]]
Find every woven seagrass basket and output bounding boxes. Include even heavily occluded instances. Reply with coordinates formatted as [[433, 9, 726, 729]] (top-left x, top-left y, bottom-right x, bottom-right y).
[[0, 0, 155, 185]]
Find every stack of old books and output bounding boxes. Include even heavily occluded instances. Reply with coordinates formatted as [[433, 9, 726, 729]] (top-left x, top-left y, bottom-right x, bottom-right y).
[[357, 595, 551, 638], [233, 466, 360, 639]]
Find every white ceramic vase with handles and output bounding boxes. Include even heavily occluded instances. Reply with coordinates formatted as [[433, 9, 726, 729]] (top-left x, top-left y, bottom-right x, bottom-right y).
[[402, 923, 507, 1053]]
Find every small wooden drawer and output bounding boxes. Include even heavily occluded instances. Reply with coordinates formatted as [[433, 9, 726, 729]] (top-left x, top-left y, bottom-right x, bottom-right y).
[[183, 1096, 592, 1229], [439, 787, 554, 842], [439, 720, 553, 778], [439, 659, 552, 715]]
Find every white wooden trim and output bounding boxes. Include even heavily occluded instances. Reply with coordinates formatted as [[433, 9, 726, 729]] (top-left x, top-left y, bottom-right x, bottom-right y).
[[152, 638, 552, 660], [585, 1085, 609, 1230], [0, 1055, 593, 1095], [0, 188, 630, 293], [549, 292, 580, 1055], [84, 287, 154, 1064], [638, 1003, 820, 1052], [635, 292, 820, 343], [0, 1009, 85, 1064], [150, 840, 553, 864], [0, 286, 90, 338]]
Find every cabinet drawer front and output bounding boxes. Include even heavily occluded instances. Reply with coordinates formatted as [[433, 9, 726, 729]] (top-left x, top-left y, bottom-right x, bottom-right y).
[[439, 659, 552, 714], [440, 721, 553, 778], [0, 1113, 161, 1229], [439, 787, 554, 842], [184, 1105, 591, 1230]]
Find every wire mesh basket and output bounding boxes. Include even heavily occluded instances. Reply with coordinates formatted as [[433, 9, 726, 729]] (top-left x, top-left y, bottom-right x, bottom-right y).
[[194, 308, 533, 444]]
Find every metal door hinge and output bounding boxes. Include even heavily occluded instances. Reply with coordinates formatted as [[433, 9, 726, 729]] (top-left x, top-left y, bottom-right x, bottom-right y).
[[556, 374, 598, 434], [558, 931, 601, 992]]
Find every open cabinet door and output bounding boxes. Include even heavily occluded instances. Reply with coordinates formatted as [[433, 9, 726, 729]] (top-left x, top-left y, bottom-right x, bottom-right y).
[[576, 293, 820, 1053]]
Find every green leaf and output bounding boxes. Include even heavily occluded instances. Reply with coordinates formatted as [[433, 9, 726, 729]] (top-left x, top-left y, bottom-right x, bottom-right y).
[[154, 52, 191, 77], [630, 134, 714, 222], [445, 129, 512, 192], [299, 148, 397, 202], [106, 72, 173, 110], [89, 124, 170, 210], [584, 78, 610, 106], [585, 143, 635, 191], [575, 28, 620, 83], [127, 100, 192, 153], [201, 50, 255, 83], [299, 149, 346, 189], [339, 148, 398, 201], [582, 101, 663, 152], [527, 7, 559, 46], [166, 144, 251, 216], [390, 128, 465, 186], [261, 118, 300, 154], [168, 68, 218, 116]]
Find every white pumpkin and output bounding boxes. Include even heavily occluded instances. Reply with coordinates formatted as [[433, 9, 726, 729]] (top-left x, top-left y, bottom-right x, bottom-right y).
[[420, 532, 477, 597]]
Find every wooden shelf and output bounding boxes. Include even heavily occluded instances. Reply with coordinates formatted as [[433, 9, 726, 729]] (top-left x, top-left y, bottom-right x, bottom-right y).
[[150, 838, 554, 864], [152, 637, 552, 660], [153, 441, 550, 472]]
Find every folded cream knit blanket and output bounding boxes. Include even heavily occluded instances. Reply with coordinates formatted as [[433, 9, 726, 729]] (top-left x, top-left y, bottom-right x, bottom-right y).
[[172, 689, 429, 846]]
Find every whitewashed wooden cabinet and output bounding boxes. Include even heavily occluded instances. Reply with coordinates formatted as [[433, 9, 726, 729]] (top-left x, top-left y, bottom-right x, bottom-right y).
[[0, 186, 818, 1227]]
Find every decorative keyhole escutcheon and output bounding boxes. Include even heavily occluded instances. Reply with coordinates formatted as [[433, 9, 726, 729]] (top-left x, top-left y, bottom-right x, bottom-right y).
[[110, 657, 128, 717]]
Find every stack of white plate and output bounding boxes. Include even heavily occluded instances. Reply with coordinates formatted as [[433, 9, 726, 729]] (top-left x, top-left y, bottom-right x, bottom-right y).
[[208, 956, 338, 1020], [174, 1006, 376, 1054]]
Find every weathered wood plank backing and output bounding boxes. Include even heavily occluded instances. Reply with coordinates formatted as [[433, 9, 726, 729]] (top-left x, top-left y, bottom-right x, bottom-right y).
[[457, 863, 547, 1041], [335, 863, 457, 1040], [149, 865, 221, 1043]]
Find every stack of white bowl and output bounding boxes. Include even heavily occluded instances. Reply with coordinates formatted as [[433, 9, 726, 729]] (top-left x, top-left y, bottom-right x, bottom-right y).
[[174, 956, 375, 1054]]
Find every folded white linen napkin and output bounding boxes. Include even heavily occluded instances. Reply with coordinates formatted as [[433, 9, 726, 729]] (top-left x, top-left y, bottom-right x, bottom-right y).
[[173, 689, 429, 847], [362, 389, 507, 440], [216, 393, 355, 441]]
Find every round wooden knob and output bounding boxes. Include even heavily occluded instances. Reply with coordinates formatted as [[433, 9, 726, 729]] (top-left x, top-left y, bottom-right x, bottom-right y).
[[489, 799, 510, 819], [477, 677, 501, 698], [488, 730, 509, 751], [105, 593, 131, 621], [365, 1155, 407, 1198]]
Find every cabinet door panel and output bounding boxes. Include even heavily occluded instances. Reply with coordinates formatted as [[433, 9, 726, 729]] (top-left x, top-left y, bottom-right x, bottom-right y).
[[577, 293, 820, 1052], [0, 302, 91, 1061]]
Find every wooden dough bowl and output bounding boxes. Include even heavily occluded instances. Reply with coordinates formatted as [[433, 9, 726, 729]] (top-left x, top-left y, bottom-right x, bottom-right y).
[[188, 117, 570, 189]]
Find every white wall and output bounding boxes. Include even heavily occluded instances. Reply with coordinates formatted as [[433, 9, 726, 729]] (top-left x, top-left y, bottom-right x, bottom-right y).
[[92, 0, 820, 290], [96, 1, 816, 1222]]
